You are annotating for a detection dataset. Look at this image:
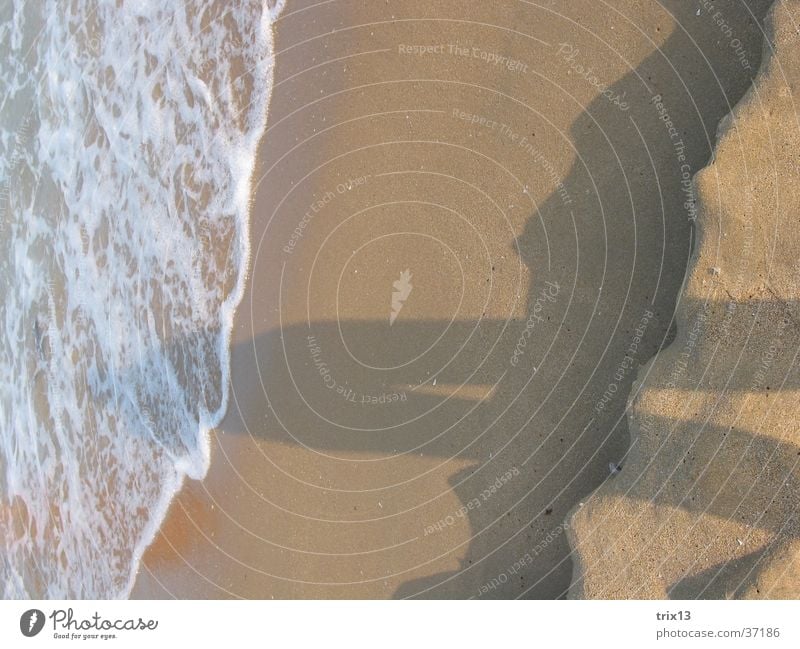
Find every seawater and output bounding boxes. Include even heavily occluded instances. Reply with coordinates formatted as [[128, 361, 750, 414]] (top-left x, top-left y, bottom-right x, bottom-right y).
[[0, 0, 284, 598]]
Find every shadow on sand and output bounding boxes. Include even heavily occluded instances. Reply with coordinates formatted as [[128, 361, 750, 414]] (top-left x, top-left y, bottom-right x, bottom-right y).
[[135, 0, 780, 599], [204, 0, 778, 598]]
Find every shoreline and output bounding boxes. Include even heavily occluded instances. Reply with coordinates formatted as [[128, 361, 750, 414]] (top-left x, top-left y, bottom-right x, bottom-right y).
[[121, 1, 288, 599]]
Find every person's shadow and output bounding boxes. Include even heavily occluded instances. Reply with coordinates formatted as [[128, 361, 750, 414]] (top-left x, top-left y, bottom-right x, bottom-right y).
[[200, 0, 778, 598]]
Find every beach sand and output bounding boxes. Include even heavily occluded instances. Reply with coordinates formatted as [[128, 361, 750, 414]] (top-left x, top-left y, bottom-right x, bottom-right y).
[[131, 0, 785, 598], [569, 0, 800, 599]]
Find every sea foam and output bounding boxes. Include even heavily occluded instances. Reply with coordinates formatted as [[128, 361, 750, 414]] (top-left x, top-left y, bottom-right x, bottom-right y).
[[0, 0, 284, 598]]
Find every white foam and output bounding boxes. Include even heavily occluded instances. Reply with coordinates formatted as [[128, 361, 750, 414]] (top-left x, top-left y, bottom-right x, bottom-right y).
[[0, 0, 283, 597]]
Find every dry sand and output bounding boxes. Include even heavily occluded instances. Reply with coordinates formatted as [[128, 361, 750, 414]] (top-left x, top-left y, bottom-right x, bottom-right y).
[[131, 0, 794, 598], [569, 0, 800, 599]]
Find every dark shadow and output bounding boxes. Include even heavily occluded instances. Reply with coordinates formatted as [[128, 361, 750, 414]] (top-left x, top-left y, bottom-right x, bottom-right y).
[[219, 286, 799, 597]]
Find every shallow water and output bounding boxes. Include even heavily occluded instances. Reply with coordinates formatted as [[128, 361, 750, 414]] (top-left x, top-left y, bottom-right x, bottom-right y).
[[0, 0, 284, 598]]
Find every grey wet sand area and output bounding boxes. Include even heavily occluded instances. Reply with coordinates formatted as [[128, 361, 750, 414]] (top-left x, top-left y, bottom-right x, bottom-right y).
[[132, 0, 784, 598]]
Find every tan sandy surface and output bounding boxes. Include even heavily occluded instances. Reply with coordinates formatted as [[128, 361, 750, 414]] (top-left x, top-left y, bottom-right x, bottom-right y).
[[569, 0, 800, 599], [131, 0, 785, 598]]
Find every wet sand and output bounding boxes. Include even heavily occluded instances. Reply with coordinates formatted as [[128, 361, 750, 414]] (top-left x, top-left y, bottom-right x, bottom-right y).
[[132, 0, 776, 598]]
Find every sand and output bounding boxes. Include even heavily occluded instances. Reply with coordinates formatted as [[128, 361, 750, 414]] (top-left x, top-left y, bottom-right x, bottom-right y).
[[131, 0, 795, 598], [569, 0, 800, 599]]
